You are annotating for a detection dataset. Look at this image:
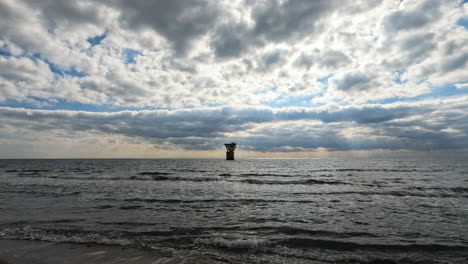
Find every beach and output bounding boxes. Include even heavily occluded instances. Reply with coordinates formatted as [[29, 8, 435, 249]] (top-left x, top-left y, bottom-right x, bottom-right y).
[[0, 239, 162, 264]]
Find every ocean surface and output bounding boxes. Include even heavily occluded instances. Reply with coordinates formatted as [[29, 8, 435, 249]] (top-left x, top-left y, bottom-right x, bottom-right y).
[[0, 158, 467, 263]]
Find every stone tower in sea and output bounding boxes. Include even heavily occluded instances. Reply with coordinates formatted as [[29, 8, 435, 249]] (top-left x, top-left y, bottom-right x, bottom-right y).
[[224, 142, 236, 160]]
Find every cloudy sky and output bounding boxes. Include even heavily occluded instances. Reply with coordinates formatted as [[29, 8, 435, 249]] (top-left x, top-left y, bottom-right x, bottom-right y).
[[0, 0, 467, 158]]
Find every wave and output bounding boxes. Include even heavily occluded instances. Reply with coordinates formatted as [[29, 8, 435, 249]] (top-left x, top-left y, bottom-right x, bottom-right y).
[[407, 186, 468, 194], [137, 171, 172, 175], [280, 237, 468, 252], [340, 190, 468, 198], [0, 189, 81, 197], [21, 169, 52, 172], [119, 205, 143, 210], [144, 175, 220, 182], [195, 237, 271, 250], [238, 178, 348, 185], [0, 226, 133, 247], [13, 174, 221, 183], [177, 169, 209, 173], [267, 226, 379, 238], [222, 173, 334, 178], [450, 187, 468, 193], [1, 225, 466, 264], [239, 173, 302, 177], [94, 205, 114, 209], [288, 190, 468, 198], [120, 198, 316, 204], [96, 221, 156, 226], [5, 185, 466, 201], [306, 168, 448, 173]]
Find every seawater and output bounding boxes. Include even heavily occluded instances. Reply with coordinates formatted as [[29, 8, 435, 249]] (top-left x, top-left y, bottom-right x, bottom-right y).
[[0, 159, 467, 263]]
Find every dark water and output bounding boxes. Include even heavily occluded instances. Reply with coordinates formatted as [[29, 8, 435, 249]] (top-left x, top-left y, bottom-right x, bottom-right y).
[[0, 159, 467, 263]]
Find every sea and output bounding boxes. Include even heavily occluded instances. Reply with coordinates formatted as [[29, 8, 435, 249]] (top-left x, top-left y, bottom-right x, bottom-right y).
[[0, 158, 467, 263]]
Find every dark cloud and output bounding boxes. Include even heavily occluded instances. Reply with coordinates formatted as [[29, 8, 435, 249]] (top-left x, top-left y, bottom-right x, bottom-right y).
[[240, 126, 410, 152], [2, 97, 467, 152], [331, 72, 371, 92], [293, 53, 314, 69], [0, 0, 20, 23], [441, 53, 468, 73], [384, 0, 442, 32], [318, 50, 351, 69], [168, 59, 198, 74], [208, 0, 338, 58], [293, 50, 350, 70], [256, 49, 287, 72], [105, 0, 221, 55], [251, 0, 335, 42], [261, 49, 285, 65], [23, 0, 103, 26], [210, 24, 252, 58], [400, 33, 436, 59], [241, 128, 349, 152]]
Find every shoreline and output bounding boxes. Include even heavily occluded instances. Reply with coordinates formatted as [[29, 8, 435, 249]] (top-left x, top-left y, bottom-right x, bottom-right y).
[[0, 239, 168, 264], [0, 239, 323, 264]]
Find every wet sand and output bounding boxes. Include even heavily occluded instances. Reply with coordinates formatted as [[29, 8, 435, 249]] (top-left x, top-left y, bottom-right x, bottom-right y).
[[0, 239, 169, 264], [0, 239, 323, 264]]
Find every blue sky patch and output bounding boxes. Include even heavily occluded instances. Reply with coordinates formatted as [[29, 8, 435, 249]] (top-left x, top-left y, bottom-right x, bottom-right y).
[[0, 97, 160, 112], [31, 53, 87, 78], [123, 49, 142, 64], [317, 74, 334, 86], [45, 59, 87, 78], [457, 17, 468, 29], [393, 69, 407, 84], [267, 94, 317, 108], [0, 46, 12, 57], [87, 32, 107, 46]]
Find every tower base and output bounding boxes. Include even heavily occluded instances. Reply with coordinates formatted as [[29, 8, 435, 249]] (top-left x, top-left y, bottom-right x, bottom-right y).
[[226, 152, 234, 160]]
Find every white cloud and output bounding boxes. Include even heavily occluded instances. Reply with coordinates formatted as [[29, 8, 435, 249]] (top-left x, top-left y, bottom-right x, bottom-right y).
[[455, 82, 468, 89], [0, 0, 466, 107]]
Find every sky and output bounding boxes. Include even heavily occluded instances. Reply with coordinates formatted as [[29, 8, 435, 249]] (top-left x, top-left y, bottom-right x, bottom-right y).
[[0, 0, 467, 158]]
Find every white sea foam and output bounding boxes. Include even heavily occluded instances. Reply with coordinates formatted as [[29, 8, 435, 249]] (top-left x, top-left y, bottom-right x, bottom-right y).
[[0, 226, 132, 246], [194, 237, 270, 250]]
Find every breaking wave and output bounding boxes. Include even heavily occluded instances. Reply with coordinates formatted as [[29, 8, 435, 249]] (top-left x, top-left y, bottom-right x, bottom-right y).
[[238, 178, 348, 185]]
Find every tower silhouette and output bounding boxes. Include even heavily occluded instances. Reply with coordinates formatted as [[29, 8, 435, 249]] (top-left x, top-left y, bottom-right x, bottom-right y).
[[224, 142, 236, 160]]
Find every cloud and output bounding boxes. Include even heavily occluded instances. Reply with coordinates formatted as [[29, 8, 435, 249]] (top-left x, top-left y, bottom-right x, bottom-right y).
[[317, 50, 351, 69], [383, 0, 442, 33], [105, 0, 222, 55], [330, 71, 371, 92], [455, 82, 468, 89], [23, 0, 104, 26], [0, 0, 466, 108], [0, 0, 468, 156], [1, 95, 468, 155], [441, 52, 468, 73], [251, 0, 335, 42], [210, 23, 251, 58], [257, 48, 288, 72], [399, 32, 436, 62], [0, 56, 54, 101]]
